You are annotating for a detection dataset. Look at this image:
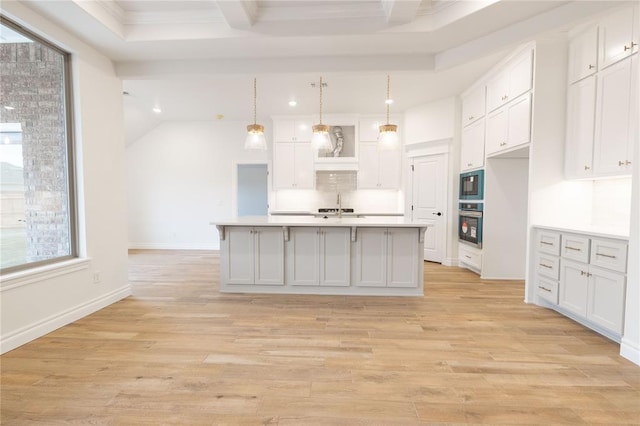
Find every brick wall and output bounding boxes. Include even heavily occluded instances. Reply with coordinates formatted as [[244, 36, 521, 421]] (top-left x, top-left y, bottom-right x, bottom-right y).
[[0, 41, 71, 262]]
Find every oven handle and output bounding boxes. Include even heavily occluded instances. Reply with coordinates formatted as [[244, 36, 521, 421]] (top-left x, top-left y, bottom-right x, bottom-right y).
[[458, 210, 483, 218]]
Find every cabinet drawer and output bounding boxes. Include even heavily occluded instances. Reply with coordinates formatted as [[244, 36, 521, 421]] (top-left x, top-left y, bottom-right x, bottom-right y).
[[536, 276, 558, 305], [561, 234, 590, 262], [459, 245, 482, 271], [537, 253, 560, 280], [536, 231, 561, 255], [590, 238, 628, 273]]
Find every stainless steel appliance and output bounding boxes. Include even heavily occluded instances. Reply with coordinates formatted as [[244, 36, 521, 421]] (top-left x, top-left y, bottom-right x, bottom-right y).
[[458, 202, 483, 248], [459, 169, 484, 201]]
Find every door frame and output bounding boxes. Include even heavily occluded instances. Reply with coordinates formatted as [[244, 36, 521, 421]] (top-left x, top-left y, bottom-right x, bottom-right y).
[[232, 161, 269, 217], [405, 141, 453, 265]]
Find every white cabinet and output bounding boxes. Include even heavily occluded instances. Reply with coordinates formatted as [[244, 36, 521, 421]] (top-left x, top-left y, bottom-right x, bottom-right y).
[[461, 85, 486, 126], [273, 142, 314, 189], [458, 244, 482, 272], [355, 228, 419, 288], [358, 141, 401, 189], [223, 227, 284, 286], [485, 93, 532, 156], [565, 76, 596, 178], [568, 25, 598, 84], [598, 5, 639, 70], [274, 119, 313, 142], [556, 232, 628, 337], [460, 119, 485, 171], [286, 227, 350, 287], [486, 49, 533, 112], [359, 118, 383, 142], [534, 230, 561, 305], [593, 55, 637, 175]]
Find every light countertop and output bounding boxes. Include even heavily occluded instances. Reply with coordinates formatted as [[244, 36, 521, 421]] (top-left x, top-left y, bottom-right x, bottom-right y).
[[212, 216, 429, 228], [269, 211, 404, 217], [532, 224, 629, 240]]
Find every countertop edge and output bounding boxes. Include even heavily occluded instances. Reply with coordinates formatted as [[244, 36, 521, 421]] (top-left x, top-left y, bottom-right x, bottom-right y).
[[532, 224, 630, 240]]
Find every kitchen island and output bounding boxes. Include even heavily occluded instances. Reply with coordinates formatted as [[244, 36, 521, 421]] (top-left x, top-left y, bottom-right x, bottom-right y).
[[213, 216, 430, 296]]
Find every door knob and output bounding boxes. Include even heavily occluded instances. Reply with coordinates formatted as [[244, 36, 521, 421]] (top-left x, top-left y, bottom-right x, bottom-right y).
[[433, 212, 442, 216]]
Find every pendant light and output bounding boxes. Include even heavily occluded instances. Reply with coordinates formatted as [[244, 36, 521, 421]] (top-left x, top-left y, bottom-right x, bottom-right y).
[[312, 76, 333, 151], [379, 74, 398, 149], [245, 77, 267, 150]]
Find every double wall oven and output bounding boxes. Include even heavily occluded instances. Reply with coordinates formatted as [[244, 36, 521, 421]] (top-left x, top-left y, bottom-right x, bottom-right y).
[[458, 170, 484, 248]]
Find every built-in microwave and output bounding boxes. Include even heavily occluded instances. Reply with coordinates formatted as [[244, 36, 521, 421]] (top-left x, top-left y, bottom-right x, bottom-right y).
[[459, 169, 484, 200]]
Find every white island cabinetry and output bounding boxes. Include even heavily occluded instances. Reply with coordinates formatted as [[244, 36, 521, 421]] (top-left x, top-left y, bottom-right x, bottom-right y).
[[215, 217, 428, 296]]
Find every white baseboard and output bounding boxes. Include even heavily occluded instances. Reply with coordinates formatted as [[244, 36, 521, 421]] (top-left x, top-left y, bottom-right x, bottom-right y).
[[0, 285, 131, 354], [620, 337, 640, 366], [441, 257, 458, 267], [128, 242, 218, 250]]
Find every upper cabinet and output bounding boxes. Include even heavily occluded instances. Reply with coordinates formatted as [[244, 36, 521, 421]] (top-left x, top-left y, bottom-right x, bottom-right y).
[[273, 142, 314, 189], [486, 49, 533, 112], [461, 85, 486, 127], [598, 4, 639, 70], [485, 93, 532, 157], [460, 119, 485, 171], [593, 55, 637, 175], [274, 118, 313, 142], [565, 76, 596, 179], [359, 118, 383, 142], [568, 25, 598, 84], [358, 142, 401, 189]]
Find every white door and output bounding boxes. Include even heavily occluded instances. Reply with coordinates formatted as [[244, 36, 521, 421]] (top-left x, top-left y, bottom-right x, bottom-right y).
[[411, 154, 447, 263]]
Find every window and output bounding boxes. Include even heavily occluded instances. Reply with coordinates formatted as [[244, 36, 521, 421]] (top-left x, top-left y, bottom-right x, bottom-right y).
[[0, 16, 76, 274]]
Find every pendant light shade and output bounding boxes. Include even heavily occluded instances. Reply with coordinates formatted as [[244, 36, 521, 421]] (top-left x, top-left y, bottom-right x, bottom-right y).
[[245, 77, 267, 150], [379, 74, 398, 149], [312, 76, 333, 151]]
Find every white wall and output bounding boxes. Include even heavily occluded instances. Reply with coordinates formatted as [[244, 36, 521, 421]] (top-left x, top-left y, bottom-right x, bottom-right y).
[[403, 97, 455, 145], [126, 120, 269, 250], [0, 2, 129, 353]]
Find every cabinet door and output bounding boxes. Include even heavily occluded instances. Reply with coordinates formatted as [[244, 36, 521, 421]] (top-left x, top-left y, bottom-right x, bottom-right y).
[[593, 58, 633, 175], [357, 142, 380, 189], [559, 259, 589, 317], [294, 119, 313, 142], [506, 92, 532, 150], [293, 143, 315, 188], [461, 85, 486, 126], [599, 6, 637, 70], [274, 120, 296, 142], [486, 69, 509, 112], [378, 147, 401, 189], [273, 143, 296, 189], [359, 118, 383, 142], [319, 228, 351, 287], [286, 227, 319, 286], [628, 54, 638, 169], [587, 266, 626, 334], [254, 227, 284, 285], [568, 25, 598, 84], [354, 228, 387, 287], [565, 76, 596, 178], [485, 107, 508, 156], [508, 49, 533, 101], [460, 119, 485, 171], [225, 227, 255, 285], [387, 229, 419, 288]]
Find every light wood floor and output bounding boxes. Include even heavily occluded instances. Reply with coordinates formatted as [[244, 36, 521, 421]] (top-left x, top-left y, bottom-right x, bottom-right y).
[[2, 250, 639, 425]]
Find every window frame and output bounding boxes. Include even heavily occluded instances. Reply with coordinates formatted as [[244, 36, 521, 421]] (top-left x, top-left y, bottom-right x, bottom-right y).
[[0, 15, 78, 275]]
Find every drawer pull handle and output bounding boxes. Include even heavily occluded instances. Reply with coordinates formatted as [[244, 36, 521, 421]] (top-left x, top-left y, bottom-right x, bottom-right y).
[[565, 246, 581, 251], [596, 253, 616, 259], [540, 241, 553, 246], [539, 263, 553, 269], [538, 286, 551, 293], [464, 255, 472, 259]]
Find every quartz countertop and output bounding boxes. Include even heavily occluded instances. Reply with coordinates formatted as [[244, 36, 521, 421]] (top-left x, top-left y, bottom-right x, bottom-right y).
[[212, 216, 428, 228], [532, 224, 629, 240], [269, 211, 404, 217]]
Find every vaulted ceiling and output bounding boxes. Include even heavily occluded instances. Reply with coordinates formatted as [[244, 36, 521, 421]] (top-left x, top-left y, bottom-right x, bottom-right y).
[[8, 0, 629, 143]]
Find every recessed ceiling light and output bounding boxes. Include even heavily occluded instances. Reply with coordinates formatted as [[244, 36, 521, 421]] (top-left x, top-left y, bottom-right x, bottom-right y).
[[152, 106, 162, 114], [4, 106, 15, 110], [288, 100, 297, 107], [216, 114, 224, 120], [385, 99, 394, 105]]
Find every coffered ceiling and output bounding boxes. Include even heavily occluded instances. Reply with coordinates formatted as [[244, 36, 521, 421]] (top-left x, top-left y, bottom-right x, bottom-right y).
[[6, 0, 629, 143]]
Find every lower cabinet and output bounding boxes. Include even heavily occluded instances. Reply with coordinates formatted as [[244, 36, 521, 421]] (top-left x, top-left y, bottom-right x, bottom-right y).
[[224, 227, 284, 285], [355, 228, 419, 288], [533, 227, 628, 340], [286, 227, 350, 287]]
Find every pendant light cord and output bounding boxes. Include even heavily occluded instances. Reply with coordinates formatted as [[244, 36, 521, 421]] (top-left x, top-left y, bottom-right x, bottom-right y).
[[253, 77, 257, 125], [386, 74, 390, 124], [319, 76, 324, 125]]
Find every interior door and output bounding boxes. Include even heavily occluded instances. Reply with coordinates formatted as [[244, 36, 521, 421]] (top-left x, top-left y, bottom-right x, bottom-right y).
[[237, 164, 268, 216], [411, 154, 447, 263]]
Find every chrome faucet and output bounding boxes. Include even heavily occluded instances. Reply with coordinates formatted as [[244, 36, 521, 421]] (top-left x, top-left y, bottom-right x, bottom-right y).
[[337, 193, 342, 218]]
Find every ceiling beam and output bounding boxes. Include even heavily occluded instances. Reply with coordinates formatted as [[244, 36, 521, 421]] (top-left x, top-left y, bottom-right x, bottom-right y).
[[381, 0, 422, 24], [214, 0, 258, 30]]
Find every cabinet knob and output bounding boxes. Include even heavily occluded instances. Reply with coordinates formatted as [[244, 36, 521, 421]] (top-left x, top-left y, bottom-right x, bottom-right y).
[[619, 160, 626, 166], [468, 116, 474, 121], [624, 45, 631, 51], [588, 64, 595, 69], [625, 160, 632, 166], [584, 165, 590, 171], [467, 163, 472, 167]]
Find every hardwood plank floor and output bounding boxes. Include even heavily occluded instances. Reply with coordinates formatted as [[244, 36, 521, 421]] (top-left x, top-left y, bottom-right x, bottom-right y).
[[1, 249, 639, 425]]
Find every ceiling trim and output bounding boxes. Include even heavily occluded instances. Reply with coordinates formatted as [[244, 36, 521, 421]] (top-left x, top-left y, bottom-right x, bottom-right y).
[[215, 0, 258, 29], [382, 0, 422, 24], [71, 0, 125, 38]]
